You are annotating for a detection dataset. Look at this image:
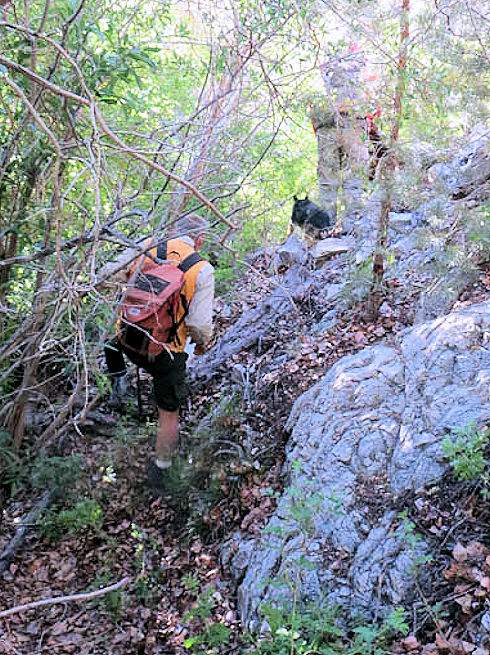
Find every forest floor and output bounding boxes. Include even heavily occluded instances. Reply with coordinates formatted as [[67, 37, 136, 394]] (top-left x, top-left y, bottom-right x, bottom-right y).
[[1, 258, 490, 655]]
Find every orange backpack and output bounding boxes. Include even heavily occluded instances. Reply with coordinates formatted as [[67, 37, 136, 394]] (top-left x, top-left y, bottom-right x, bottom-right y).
[[117, 240, 203, 359]]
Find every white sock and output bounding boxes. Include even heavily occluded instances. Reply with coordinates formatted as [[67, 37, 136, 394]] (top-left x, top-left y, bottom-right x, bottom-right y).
[[155, 458, 172, 469]]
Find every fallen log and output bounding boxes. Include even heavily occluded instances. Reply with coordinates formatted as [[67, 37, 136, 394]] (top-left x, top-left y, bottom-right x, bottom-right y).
[[189, 265, 310, 386], [0, 489, 52, 575]]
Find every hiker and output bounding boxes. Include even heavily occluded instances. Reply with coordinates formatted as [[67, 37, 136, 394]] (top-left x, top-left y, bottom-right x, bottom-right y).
[[103, 213, 215, 486], [310, 43, 382, 233]]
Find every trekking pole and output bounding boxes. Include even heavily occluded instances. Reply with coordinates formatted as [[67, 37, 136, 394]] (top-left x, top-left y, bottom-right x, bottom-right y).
[[136, 366, 143, 421]]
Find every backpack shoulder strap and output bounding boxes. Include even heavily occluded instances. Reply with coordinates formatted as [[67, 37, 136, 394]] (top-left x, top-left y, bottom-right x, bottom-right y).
[[156, 239, 167, 262], [178, 252, 203, 273], [155, 240, 202, 270], [173, 253, 205, 331]]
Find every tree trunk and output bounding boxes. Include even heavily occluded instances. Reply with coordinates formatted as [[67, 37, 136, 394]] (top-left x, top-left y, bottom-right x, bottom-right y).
[[367, 0, 410, 318]]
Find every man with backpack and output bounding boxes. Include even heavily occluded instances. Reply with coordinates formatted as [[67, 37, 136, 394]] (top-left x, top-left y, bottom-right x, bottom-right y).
[[103, 213, 214, 487], [310, 42, 382, 234]]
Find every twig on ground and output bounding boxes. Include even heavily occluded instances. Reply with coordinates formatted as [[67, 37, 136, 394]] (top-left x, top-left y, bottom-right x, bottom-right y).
[[0, 577, 131, 618]]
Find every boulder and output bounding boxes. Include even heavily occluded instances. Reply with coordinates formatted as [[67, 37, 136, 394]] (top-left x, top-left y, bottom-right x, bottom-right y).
[[231, 300, 490, 628], [427, 124, 490, 201], [389, 211, 421, 234], [309, 237, 356, 262], [275, 234, 308, 268]]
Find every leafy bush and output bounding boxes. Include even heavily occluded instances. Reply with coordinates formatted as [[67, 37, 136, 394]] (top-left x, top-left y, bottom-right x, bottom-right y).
[[39, 499, 103, 538], [183, 583, 232, 652], [30, 452, 83, 494], [184, 622, 231, 652], [246, 605, 409, 655], [442, 423, 489, 482]]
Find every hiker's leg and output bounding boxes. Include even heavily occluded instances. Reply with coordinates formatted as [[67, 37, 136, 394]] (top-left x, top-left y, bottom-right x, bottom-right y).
[[155, 409, 180, 465], [316, 121, 340, 223], [104, 337, 128, 406], [104, 337, 126, 377], [339, 120, 369, 233], [151, 352, 189, 467]]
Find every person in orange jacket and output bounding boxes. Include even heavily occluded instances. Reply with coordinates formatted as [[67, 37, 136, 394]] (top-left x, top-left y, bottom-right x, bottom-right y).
[[103, 213, 215, 487]]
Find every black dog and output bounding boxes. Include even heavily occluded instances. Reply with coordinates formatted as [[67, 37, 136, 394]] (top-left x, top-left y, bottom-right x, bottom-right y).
[[291, 195, 333, 238]]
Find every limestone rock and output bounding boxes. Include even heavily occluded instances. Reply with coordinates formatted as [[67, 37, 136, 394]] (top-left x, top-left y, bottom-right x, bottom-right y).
[[310, 237, 356, 261], [275, 234, 308, 268], [389, 211, 421, 234], [427, 124, 490, 201], [415, 267, 479, 323], [232, 300, 490, 625]]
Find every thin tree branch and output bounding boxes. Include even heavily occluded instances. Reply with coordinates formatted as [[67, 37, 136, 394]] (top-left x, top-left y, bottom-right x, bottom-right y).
[[0, 51, 235, 229], [0, 577, 131, 618], [0, 55, 90, 106]]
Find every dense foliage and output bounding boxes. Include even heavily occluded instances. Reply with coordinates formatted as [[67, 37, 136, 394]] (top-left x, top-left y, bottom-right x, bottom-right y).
[[0, 3, 489, 652], [0, 0, 489, 466]]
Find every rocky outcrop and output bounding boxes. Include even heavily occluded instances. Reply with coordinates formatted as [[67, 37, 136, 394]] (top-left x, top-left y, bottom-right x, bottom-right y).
[[310, 236, 356, 264], [427, 124, 490, 203], [354, 126, 490, 322], [230, 300, 490, 628], [189, 264, 310, 385], [387, 127, 490, 322], [275, 234, 308, 268]]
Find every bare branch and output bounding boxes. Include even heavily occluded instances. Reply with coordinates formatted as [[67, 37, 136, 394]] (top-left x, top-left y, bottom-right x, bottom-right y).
[[0, 55, 90, 106], [0, 24, 236, 229], [0, 577, 131, 618]]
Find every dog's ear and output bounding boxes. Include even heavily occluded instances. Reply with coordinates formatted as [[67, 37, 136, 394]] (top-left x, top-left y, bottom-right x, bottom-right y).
[[293, 195, 298, 201], [305, 194, 309, 200]]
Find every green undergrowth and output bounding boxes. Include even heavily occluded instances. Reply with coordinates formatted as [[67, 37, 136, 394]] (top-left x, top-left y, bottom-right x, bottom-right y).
[[180, 579, 409, 655], [30, 451, 104, 539], [39, 498, 103, 538], [30, 452, 83, 493], [152, 391, 251, 535], [442, 422, 490, 493], [245, 605, 409, 655]]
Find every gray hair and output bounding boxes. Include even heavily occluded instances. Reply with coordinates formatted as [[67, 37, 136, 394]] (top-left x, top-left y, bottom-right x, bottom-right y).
[[169, 213, 209, 240]]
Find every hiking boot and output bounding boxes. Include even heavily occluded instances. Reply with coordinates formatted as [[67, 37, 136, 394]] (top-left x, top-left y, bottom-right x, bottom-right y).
[[145, 457, 190, 499], [146, 460, 170, 490], [108, 374, 129, 409]]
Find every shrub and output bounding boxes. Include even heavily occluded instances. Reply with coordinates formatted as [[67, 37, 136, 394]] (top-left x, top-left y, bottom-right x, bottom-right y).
[[39, 499, 103, 538], [30, 452, 83, 494], [442, 423, 489, 482], [246, 605, 409, 655]]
